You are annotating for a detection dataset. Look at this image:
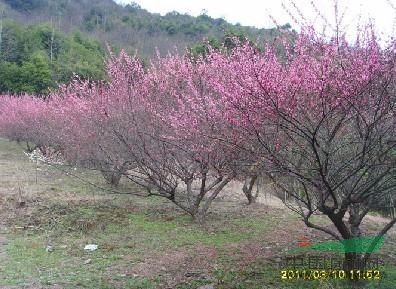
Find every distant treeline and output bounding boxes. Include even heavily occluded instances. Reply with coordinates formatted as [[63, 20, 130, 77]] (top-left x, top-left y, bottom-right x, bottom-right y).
[[0, 21, 105, 94], [0, 0, 292, 94]]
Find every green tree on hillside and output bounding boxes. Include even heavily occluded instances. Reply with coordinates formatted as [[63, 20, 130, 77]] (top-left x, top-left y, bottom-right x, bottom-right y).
[[0, 52, 52, 94], [52, 32, 105, 83], [0, 21, 105, 94], [3, 0, 47, 11]]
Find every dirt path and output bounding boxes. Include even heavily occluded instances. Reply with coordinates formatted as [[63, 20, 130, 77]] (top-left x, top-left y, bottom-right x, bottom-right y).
[[0, 226, 7, 261]]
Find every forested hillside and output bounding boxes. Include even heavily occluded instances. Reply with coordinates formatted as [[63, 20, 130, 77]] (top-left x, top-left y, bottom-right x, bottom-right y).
[[0, 0, 290, 94], [0, 21, 105, 94]]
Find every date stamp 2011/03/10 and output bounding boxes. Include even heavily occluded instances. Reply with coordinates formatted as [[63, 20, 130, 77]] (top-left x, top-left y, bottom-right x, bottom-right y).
[[280, 269, 381, 280]]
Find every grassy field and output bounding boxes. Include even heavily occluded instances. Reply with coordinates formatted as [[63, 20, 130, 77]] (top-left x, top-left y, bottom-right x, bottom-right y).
[[0, 138, 395, 289]]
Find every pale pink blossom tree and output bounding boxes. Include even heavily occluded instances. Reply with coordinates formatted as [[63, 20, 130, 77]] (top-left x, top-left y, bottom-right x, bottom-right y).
[[0, 94, 51, 153], [44, 52, 146, 186]]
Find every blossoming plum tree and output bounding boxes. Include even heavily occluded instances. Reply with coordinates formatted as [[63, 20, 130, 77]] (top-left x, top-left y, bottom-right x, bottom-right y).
[[1, 6, 394, 260], [205, 27, 396, 273], [106, 52, 241, 222]]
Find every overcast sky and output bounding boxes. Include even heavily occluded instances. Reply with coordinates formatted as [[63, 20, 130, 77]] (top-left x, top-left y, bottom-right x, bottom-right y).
[[114, 0, 395, 41]]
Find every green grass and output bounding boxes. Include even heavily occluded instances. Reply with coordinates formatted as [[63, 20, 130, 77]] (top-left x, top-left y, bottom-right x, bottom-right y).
[[0, 137, 395, 289], [0, 138, 27, 155], [0, 201, 274, 288], [2, 204, 396, 289], [0, 232, 156, 288], [126, 212, 264, 247]]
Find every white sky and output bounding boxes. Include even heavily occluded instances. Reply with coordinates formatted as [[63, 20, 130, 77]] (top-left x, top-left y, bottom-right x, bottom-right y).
[[115, 0, 395, 41]]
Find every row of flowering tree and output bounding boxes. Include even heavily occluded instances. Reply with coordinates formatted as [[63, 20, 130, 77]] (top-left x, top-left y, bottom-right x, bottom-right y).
[[205, 28, 396, 274], [0, 50, 248, 223], [0, 21, 395, 277]]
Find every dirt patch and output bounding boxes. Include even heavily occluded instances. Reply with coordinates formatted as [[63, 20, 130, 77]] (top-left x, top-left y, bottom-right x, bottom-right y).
[[117, 244, 218, 288], [222, 214, 330, 268], [363, 214, 396, 236], [218, 180, 286, 208]]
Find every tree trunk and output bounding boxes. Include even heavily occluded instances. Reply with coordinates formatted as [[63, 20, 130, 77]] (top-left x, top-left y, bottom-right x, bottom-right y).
[[343, 252, 365, 271], [192, 209, 206, 225], [242, 175, 258, 205], [101, 169, 122, 187], [344, 252, 367, 288]]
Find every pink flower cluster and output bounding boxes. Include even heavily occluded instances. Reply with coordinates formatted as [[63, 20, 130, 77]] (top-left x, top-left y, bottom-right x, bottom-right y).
[[0, 26, 394, 189]]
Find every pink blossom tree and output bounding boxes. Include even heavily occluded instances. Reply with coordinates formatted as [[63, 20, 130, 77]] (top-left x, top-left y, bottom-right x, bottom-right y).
[[0, 49, 241, 222], [0, 51, 145, 187], [0, 94, 50, 152], [43, 52, 147, 186], [205, 27, 396, 273], [102, 51, 241, 222]]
